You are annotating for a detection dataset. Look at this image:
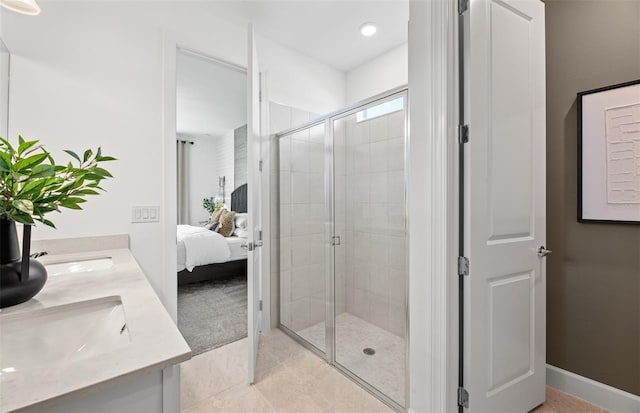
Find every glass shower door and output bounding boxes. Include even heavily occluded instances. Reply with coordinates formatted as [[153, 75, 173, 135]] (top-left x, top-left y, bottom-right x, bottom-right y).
[[332, 92, 408, 407], [279, 123, 327, 353]]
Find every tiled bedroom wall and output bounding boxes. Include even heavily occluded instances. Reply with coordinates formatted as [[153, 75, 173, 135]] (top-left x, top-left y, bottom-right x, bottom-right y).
[[234, 125, 247, 188], [337, 107, 406, 337], [215, 130, 235, 207]]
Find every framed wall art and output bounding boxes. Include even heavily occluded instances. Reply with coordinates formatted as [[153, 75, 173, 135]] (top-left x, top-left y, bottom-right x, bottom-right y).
[[578, 79, 640, 224]]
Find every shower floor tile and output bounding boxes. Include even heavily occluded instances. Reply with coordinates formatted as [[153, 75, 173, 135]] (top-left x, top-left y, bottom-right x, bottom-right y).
[[296, 312, 405, 406]]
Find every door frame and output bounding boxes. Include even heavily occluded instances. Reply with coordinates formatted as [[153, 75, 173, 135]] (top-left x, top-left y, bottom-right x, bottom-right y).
[[160, 30, 271, 409], [407, 1, 459, 413]]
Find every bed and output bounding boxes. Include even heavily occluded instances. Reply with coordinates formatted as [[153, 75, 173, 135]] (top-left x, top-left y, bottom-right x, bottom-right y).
[[177, 184, 248, 285]]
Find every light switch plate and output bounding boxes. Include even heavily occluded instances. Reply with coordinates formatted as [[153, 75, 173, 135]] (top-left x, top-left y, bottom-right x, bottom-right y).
[[132, 206, 160, 223]]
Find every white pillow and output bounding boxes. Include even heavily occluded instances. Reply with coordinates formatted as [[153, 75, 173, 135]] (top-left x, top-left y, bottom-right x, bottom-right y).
[[233, 228, 249, 238], [234, 213, 249, 230]]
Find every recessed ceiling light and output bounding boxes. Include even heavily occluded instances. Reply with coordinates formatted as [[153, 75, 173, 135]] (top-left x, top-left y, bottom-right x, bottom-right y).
[[0, 0, 40, 15], [360, 23, 377, 37]]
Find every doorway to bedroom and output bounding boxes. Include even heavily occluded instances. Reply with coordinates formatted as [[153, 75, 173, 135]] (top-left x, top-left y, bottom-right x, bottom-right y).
[[175, 48, 250, 357]]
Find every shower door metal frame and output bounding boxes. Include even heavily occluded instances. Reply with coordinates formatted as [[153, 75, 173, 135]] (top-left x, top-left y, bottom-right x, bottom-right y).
[[276, 85, 410, 413]]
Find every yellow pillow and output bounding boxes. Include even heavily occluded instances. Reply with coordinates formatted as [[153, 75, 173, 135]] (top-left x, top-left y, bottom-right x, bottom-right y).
[[217, 210, 236, 237], [211, 208, 226, 223]]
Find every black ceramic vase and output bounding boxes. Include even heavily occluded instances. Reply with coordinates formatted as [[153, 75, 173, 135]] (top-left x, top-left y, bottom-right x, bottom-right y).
[[0, 219, 47, 308]]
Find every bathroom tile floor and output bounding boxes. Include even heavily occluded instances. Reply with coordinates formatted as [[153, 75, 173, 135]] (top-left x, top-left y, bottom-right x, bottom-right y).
[[180, 328, 393, 413], [296, 312, 405, 405], [180, 327, 609, 413]]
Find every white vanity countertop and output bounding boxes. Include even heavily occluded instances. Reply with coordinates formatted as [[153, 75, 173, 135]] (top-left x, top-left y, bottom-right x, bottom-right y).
[[0, 247, 191, 412]]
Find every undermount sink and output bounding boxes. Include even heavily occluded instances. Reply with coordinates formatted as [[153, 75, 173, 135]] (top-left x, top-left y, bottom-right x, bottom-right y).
[[44, 257, 114, 276], [0, 296, 130, 375]]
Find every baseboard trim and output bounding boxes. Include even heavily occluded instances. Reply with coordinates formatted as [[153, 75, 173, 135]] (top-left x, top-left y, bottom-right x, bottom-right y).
[[546, 364, 640, 413]]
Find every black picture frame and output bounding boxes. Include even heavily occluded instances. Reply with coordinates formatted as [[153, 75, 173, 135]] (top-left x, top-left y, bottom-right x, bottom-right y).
[[577, 79, 640, 224]]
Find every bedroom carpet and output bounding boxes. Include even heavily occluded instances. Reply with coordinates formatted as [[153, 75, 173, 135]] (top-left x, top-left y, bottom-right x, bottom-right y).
[[178, 274, 247, 356]]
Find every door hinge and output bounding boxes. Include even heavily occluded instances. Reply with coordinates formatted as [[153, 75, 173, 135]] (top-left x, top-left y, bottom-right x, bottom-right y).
[[458, 256, 470, 276], [458, 0, 469, 14], [457, 387, 469, 408], [259, 160, 263, 171], [259, 300, 263, 311], [458, 124, 469, 144]]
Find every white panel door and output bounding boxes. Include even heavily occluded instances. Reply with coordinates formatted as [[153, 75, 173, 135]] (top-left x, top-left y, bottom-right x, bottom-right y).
[[464, 0, 546, 411], [247, 23, 262, 385]]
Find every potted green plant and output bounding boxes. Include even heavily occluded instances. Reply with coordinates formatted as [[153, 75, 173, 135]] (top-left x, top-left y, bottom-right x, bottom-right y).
[[0, 136, 115, 308], [202, 197, 224, 218]]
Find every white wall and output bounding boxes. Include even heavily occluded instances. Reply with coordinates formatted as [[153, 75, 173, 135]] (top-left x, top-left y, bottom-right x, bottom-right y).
[[0, 1, 346, 305], [346, 43, 408, 105], [0, 38, 8, 139], [338, 108, 407, 337], [278, 116, 326, 333], [260, 36, 346, 115], [186, 135, 218, 225]]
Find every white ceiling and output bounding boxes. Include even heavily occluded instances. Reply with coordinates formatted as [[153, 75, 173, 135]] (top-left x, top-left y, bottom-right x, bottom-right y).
[[176, 50, 246, 138], [176, 1, 409, 138], [210, 0, 409, 72]]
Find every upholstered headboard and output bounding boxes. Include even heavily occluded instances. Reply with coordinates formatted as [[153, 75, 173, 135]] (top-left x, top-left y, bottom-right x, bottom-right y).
[[231, 184, 248, 213]]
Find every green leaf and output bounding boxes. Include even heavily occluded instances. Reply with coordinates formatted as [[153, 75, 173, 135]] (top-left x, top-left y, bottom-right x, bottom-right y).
[[12, 172, 30, 182], [42, 219, 56, 228], [76, 189, 99, 195], [59, 201, 82, 210], [92, 167, 113, 178], [20, 179, 47, 195], [18, 139, 39, 156], [64, 150, 81, 162], [0, 154, 10, 173], [83, 149, 93, 162], [0, 136, 15, 152], [96, 156, 117, 162], [31, 164, 55, 178], [84, 173, 103, 181], [12, 212, 35, 225], [63, 197, 87, 204], [13, 153, 49, 171], [12, 199, 34, 215], [22, 144, 43, 157]]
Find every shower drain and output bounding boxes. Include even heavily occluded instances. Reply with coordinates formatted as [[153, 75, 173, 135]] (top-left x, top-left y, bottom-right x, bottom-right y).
[[362, 347, 376, 356]]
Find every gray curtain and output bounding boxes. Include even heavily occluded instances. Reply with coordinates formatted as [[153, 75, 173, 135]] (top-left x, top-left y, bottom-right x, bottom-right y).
[[176, 140, 191, 225]]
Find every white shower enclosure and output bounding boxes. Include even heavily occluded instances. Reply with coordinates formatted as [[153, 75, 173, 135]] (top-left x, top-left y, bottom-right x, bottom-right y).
[[277, 88, 408, 410]]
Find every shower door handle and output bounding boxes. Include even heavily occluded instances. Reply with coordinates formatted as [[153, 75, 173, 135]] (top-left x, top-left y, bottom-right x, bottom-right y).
[[331, 236, 341, 246]]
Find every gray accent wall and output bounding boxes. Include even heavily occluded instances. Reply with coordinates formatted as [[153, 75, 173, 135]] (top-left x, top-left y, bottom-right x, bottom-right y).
[[545, 0, 640, 396], [234, 124, 247, 189]]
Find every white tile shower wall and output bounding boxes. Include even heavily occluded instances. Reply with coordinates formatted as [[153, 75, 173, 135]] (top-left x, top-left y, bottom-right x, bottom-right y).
[[282, 125, 327, 334], [339, 109, 406, 337], [270, 102, 335, 335]]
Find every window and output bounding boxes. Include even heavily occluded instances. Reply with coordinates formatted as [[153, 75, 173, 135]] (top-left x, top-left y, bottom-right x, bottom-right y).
[[356, 97, 404, 122]]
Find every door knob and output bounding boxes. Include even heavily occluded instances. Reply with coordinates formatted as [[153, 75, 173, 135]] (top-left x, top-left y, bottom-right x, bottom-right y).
[[537, 246, 552, 257]]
